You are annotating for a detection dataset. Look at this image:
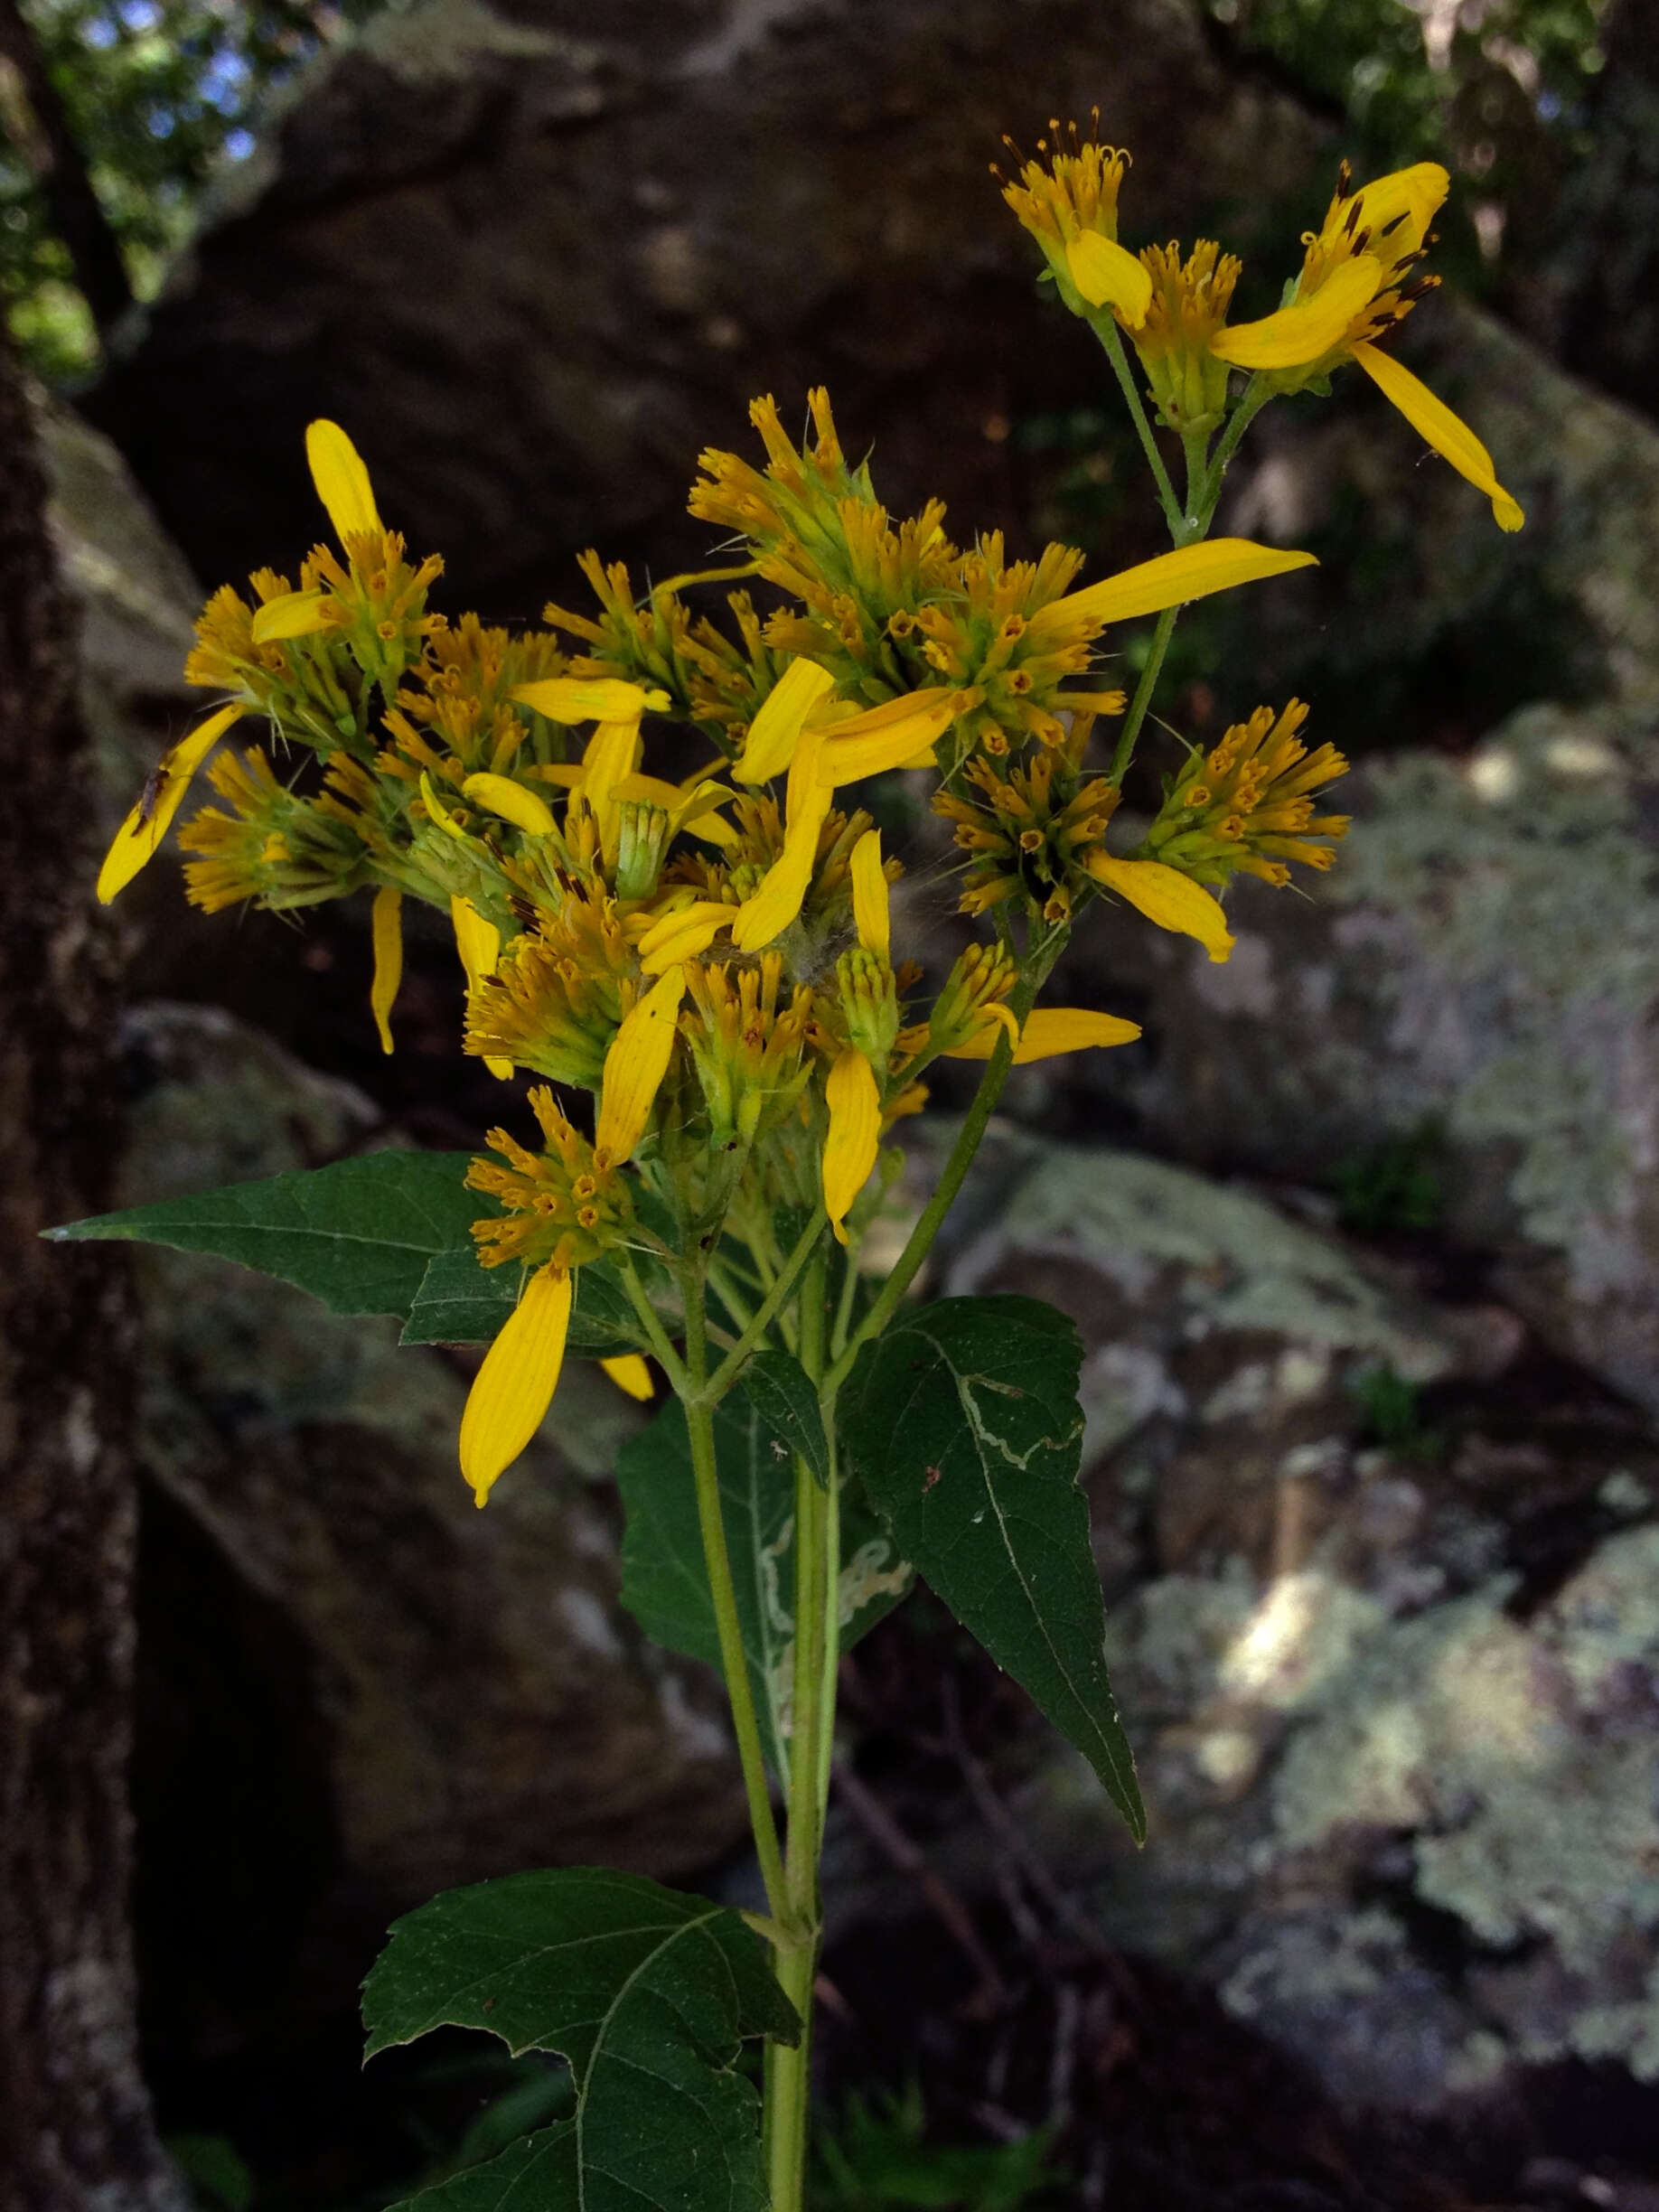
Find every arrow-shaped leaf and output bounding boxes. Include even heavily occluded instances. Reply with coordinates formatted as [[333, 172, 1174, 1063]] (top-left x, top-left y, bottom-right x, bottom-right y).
[[839, 1294, 1144, 1841], [47, 1149, 480, 1320]]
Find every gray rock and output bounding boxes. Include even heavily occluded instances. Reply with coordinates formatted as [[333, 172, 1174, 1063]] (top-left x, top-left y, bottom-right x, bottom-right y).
[[1061, 701, 1659, 1413], [88, 0, 1325, 611], [843, 1129, 1659, 2119], [121, 1002, 746, 1922]]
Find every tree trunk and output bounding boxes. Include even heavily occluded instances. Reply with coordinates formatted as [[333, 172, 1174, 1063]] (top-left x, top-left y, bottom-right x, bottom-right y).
[[0, 342, 181, 2211]]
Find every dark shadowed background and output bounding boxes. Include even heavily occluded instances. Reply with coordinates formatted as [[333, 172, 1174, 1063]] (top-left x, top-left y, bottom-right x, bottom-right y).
[[4, 1, 1659, 2207]]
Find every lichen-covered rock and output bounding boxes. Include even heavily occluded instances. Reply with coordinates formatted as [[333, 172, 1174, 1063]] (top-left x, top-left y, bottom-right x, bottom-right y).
[[1058, 702, 1659, 1413], [857, 1130, 1659, 2119], [119, 1003, 745, 2001]]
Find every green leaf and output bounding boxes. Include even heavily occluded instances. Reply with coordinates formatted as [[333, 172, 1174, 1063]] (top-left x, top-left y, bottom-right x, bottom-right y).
[[736, 1348, 830, 1489], [363, 1867, 797, 2212], [391, 2123, 576, 2212], [400, 1248, 646, 1357], [839, 1295, 1144, 1841], [47, 1149, 481, 1320], [617, 1401, 910, 1776]]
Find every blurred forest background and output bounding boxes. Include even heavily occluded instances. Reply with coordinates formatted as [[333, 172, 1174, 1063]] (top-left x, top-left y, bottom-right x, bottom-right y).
[[5, 1, 1659, 2208]]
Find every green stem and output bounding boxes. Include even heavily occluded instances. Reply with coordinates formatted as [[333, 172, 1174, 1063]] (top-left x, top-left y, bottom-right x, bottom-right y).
[[680, 1270, 790, 1921], [615, 1250, 690, 1397], [1092, 312, 1183, 533], [820, 928, 1069, 1400], [765, 1256, 832, 2212], [1197, 375, 1270, 514], [1108, 424, 1228, 787], [1109, 602, 1179, 785], [704, 1208, 828, 1401]]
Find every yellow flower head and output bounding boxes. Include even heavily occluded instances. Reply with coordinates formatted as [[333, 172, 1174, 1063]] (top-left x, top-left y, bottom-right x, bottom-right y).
[[467, 1085, 633, 1272], [1212, 162, 1523, 532], [998, 114, 1153, 326], [934, 750, 1120, 924], [175, 741, 365, 913], [1143, 699, 1349, 886], [1130, 240, 1242, 434], [466, 891, 637, 1087], [681, 952, 814, 1146]]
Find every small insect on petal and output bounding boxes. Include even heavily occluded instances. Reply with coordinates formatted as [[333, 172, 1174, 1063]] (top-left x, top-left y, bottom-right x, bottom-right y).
[[97, 703, 244, 904], [1353, 340, 1524, 532]]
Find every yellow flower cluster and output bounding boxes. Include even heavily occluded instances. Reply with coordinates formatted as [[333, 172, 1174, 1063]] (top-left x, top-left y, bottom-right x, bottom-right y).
[[1001, 126, 1524, 530], [95, 134, 1524, 1509]]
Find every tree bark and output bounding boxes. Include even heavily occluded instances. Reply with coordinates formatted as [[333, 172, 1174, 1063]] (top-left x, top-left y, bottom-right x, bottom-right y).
[[0, 342, 181, 2210]]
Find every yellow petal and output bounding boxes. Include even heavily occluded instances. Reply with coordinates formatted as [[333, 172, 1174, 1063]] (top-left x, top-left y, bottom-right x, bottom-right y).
[[305, 419, 382, 543], [637, 899, 733, 975], [849, 828, 889, 961], [595, 964, 687, 1161], [732, 776, 832, 951], [1210, 254, 1383, 370], [97, 703, 244, 904], [250, 589, 329, 642], [420, 772, 476, 844], [1065, 232, 1154, 325], [945, 1007, 1144, 1062], [577, 716, 644, 863], [459, 1264, 573, 1505], [512, 677, 670, 722], [370, 886, 402, 1055], [1058, 539, 1317, 628], [816, 689, 960, 785], [1087, 853, 1234, 962], [451, 895, 512, 1076], [1353, 342, 1524, 531], [1341, 162, 1448, 254], [823, 1046, 881, 1245], [601, 1353, 654, 1401], [462, 772, 558, 837], [735, 658, 837, 783]]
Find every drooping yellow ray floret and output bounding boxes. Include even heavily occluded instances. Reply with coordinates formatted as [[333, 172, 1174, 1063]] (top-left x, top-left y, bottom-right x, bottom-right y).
[[1211, 161, 1523, 530], [459, 1262, 573, 1507], [1085, 851, 1236, 963], [97, 703, 244, 903]]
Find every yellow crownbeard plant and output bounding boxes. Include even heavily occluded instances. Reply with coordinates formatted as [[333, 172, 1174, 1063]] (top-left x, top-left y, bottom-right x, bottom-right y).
[[79, 127, 1520, 2212]]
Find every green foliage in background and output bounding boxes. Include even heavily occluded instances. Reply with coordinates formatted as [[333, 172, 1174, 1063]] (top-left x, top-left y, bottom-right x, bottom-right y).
[[0, 0, 386, 379], [812, 2087, 1066, 2212]]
